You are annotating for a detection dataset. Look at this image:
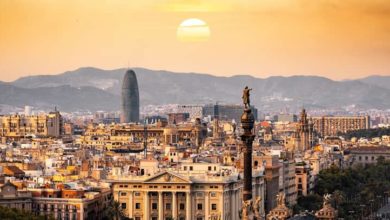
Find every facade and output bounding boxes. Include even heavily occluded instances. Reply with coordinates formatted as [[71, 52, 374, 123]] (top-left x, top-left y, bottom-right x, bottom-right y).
[[274, 114, 297, 122], [121, 69, 140, 123], [312, 115, 370, 137], [346, 146, 390, 167], [0, 181, 32, 212], [175, 105, 203, 120], [111, 170, 265, 220], [30, 188, 112, 220], [0, 109, 63, 140], [279, 154, 297, 206], [251, 154, 281, 213], [295, 162, 313, 196], [203, 104, 258, 123], [168, 113, 190, 124]]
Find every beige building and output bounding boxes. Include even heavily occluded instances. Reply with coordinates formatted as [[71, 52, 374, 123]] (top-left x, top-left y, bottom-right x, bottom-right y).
[[111, 170, 265, 220], [295, 162, 313, 197], [30, 188, 111, 220], [279, 156, 297, 206], [250, 153, 281, 213], [0, 181, 32, 211], [0, 110, 62, 140], [346, 146, 390, 167], [312, 116, 370, 137], [78, 122, 206, 151]]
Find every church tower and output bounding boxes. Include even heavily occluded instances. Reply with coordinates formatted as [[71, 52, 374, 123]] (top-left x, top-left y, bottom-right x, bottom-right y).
[[295, 108, 314, 151]]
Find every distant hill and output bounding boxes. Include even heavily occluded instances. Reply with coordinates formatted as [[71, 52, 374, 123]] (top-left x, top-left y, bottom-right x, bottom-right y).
[[2, 67, 390, 112], [358, 75, 390, 90], [0, 83, 119, 112]]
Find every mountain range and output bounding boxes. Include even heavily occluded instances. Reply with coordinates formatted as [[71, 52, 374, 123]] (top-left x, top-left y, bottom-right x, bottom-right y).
[[0, 67, 389, 112]]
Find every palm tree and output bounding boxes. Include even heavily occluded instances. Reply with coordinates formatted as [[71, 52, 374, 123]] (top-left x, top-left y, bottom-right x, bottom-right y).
[[103, 199, 126, 220], [332, 190, 345, 209]]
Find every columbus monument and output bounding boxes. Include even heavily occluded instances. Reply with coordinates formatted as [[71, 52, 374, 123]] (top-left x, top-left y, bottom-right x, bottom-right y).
[[241, 86, 256, 220], [121, 69, 140, 123]]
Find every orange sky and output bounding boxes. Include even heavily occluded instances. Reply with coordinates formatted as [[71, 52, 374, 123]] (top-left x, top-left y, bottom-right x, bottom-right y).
[[1, 0, 389, 81]]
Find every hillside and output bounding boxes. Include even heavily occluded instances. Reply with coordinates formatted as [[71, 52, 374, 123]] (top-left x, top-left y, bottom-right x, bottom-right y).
[[2, 67, 390, 112]]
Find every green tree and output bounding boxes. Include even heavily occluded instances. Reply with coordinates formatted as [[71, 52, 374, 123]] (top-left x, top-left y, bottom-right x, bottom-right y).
[[0, 205, 54, 220], [103, 200, 126, 220]]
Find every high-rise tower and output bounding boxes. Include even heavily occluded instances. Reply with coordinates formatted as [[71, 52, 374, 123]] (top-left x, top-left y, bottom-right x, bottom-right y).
[[121, 69, 140, 123]]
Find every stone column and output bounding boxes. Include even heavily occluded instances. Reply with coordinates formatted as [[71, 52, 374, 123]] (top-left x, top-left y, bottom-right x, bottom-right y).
[[241, 107, 255, 220], [69, 206, 73, 220], [220, 192, 224, 220], [62, 204, 66, 219], [186, 192, 191, 220], [144, 192, 149, 220], [129, 191, 133, 218], [172, 192, 177, 220], [54, 204, 58, 218], [205, 191, 210, 219], [79, 203, 84, 220], [158, 192, 163, 220], [231, 191, 235, 220]]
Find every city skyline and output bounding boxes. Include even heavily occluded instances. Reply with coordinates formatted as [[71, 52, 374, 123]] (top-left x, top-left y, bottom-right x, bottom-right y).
[[1, 0, 390, 81]]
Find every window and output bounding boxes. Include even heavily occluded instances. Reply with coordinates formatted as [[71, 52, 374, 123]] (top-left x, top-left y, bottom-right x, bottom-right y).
[[152, 203, 158, 210], [208, 166, 212, 171], [135, 192, 141, 196], [180, 203, 185, 210], [197, 203, 203, 210], [190, 166, 193, 171], [166, 203, 171, 210], [135, 203, 141, 209], [212, 204, 217, 210], [121, 203, 127, 209], [210, 192, 216, 197], [197, 218, 203, 220], [184, 166, 187, 171], [120, 192, 127, 196]]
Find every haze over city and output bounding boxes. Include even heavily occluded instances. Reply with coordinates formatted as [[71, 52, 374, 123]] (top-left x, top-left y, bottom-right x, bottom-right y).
[[1, 1, 390, 220], [1, 0, 390, 81]]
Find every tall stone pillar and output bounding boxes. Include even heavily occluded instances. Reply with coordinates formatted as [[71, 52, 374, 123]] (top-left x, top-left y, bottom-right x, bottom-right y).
[[186, 192, 191, 220], [158, 192, 163, 220], [129, 191, 133, 218], [241, 107, 255, 220], [172, 192, 177, 220], [220, 192, 224, 220], [205, 191, 210, 219], [144, 192, 149, 220]]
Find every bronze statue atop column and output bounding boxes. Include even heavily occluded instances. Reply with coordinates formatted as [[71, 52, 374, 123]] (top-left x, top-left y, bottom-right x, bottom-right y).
[[242, 86, 252, 108]]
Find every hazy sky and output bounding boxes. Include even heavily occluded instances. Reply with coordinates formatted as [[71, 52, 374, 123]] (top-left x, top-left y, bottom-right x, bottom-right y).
[[1, 0, 390, 81]]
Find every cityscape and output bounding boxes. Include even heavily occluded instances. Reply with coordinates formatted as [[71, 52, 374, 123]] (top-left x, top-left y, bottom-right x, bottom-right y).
[[1, 1, 390, 220]]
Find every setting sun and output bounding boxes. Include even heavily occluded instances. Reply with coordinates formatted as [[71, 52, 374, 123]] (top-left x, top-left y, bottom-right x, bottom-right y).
[[177, 18, 210, 42]]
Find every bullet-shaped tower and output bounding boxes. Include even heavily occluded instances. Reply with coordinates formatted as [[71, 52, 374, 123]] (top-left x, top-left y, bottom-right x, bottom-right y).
[[121, 69, 140, 123]]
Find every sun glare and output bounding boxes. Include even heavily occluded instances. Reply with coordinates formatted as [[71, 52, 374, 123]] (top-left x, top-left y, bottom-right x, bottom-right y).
[[177, 18, 210, 42]]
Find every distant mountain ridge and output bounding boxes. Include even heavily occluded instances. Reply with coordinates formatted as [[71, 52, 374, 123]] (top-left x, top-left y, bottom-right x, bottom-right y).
[[1, 67, 390, 112]]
